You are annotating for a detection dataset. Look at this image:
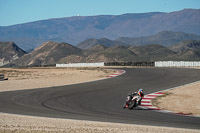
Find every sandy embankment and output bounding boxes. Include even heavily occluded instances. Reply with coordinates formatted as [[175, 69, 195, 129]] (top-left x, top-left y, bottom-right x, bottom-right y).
[[153, 81, 200, 116], [0, 67, 200, 133]]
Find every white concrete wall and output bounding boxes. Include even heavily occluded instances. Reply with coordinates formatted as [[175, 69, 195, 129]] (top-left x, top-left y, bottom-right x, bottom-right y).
[[155, 61, 200, 67], [56, 62, 104, 67]]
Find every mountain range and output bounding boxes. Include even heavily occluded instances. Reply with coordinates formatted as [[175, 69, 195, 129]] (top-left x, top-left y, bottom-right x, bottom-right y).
[[77, 31, 200, 49], [2, 39, 200, 67], [0, 9, 200, 51]]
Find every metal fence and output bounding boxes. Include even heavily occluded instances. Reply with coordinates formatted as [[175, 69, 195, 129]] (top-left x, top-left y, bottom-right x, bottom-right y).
[[105, 62, 155, 67], [57, 61, 200, 67], [155, 61, 200, 67], [56, 62, 155, 67]]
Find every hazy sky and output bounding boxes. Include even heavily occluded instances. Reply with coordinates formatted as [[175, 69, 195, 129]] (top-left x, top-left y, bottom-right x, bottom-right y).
[[0, 0, 200, 26]]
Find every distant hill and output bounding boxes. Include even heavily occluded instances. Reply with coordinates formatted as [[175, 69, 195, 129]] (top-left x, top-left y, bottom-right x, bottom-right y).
[[9, 41, 82, 66], [116, 31, 200, 46], [168, 40, 200, 52], [0, 9, 200, 50], [88, 45, 137, 62], [77, 38, 126, 49], [87, 44, 108, 51], [0, 42, 26, 66], [5, 40, 200, 67], [76, 31, 200, 49], [170, 50, 200, 61], [128, 44, 176, 61], [168, 40, 200, 61]]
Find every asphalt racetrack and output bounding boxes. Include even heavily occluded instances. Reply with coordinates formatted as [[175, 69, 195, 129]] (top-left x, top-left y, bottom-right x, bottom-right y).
[[0, 68, 200, 129]]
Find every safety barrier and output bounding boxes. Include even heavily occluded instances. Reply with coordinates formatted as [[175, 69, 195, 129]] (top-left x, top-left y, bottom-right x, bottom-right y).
[[56, 61, 200, 67], [56, 62, 105, 67], [0, 74, 4, 81], [105, 62, 155, 67], [155, 61, 200, 67]]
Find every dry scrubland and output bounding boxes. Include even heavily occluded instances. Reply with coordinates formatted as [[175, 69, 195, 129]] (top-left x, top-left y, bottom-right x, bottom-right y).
[[0, 67, 200, 133], [153, 81, 200, 116]]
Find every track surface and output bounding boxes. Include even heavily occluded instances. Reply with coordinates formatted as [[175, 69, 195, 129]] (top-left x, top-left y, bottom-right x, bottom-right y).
[[0, 68, 200, 129]]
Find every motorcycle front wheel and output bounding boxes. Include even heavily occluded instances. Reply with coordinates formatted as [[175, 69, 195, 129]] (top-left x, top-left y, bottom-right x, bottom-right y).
[[128, 100, 136, 109]]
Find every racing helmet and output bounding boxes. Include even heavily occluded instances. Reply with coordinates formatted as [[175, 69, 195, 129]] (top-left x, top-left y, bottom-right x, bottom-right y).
[[138, 89, 144, 97]]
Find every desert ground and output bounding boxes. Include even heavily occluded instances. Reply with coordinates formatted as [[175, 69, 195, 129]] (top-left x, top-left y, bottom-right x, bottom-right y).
[[1, 112, 199, 133], [0, 67, 115, 91], [153, 80, 200, 116], [0, 67, 200, 133]]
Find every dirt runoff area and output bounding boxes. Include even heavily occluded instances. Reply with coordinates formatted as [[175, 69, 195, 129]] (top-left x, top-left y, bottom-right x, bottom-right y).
[[153, 81, 200, 116], [0, 113, 199, 133], [0, 67, 200, 133], [0, 67, 115, 92]]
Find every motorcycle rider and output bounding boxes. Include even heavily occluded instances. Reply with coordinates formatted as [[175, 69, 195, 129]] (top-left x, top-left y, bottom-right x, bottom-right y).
[[137, 89, 144, 105], [123, 89, 144, 108]]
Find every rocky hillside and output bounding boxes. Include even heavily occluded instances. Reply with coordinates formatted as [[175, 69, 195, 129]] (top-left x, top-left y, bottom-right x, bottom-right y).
[[9, 41, 82, 66], [167, 40, 200, 61], [0, 42, 26, 66], [168, 40, 200, 52], [0, 9, 200, 50]]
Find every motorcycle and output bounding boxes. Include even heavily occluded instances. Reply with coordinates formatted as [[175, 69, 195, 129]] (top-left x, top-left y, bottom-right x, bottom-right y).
[[123, 95, 141, 109]]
